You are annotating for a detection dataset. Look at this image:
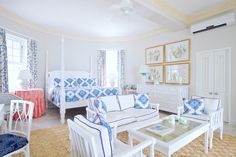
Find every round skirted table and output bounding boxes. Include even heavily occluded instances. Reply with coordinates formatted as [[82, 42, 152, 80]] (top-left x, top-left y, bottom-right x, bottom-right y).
[[15, 88, 46, 118]]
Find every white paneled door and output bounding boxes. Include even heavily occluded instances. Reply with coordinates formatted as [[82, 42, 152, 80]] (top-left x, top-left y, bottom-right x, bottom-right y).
[[196, 48, 231, 122]]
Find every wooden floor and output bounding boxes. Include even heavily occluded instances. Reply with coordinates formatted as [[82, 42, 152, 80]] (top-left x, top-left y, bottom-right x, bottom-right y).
[[32, 107, 236, 137]]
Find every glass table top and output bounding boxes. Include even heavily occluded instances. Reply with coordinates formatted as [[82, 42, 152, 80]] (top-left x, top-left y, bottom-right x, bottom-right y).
[[138, 115, 203, 143]]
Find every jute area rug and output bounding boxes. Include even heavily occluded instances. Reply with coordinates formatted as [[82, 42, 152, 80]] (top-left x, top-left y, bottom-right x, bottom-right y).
[[17, 125, 236, 157]]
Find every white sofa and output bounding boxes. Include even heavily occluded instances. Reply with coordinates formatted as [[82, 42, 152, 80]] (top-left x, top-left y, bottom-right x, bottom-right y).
[[86, 94, 159, 133]]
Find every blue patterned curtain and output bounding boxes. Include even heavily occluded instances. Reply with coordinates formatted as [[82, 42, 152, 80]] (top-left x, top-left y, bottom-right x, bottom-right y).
[[97, 50, 106, 86], [0, 28, 9, 93], [27, 39, 38, 88], [117, 50, 126, 91]]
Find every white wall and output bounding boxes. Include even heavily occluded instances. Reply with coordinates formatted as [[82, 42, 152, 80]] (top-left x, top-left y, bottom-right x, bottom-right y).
[[191, 25, 236, 125], [136, 26, 236, 125], [0, 15, 59, 88], [62, 38, 143, 84], [1, 13, 236, 125], [0, 15, 144, 88]]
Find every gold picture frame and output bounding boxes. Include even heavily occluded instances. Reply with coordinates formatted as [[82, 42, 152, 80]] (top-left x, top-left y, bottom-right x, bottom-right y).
[[165, 39, 190, 63], [165, 63, 190, 85], [146, 65, 164, 84], [145, 45, 164, 65]]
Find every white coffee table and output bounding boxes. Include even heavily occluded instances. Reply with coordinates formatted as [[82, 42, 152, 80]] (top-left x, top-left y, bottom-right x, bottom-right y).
[[130, 115, 210, 157]]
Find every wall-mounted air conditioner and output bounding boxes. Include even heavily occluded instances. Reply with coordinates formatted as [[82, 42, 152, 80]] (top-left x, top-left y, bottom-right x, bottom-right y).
[[191, 12, 235, 34]]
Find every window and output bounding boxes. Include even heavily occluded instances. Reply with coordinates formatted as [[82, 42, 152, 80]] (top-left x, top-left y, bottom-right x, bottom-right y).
[[6, 33, 27, 92], [105, 50, 118, 87]]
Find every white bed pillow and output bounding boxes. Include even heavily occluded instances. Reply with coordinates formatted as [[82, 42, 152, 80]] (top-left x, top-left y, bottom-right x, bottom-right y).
[[117, 95, 135, 110], [100, 96, 120, 112]]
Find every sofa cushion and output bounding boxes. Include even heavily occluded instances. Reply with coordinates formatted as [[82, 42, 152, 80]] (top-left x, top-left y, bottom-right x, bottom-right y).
[[106, 111, 136, 127], [184, 99, 204, 115], [134, 93, 151, 109], [182, 113, 210, 121], [123, 108, 158, 122], [117, 95, 135, 110], [100, 96, 120, 112], [74, 115, 113, 157]]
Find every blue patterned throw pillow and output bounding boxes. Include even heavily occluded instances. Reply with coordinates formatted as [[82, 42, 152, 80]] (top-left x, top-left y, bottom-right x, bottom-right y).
[[134, 93, 151, 109], [184, 99, 204, 115], [94, 99, 107, 114]]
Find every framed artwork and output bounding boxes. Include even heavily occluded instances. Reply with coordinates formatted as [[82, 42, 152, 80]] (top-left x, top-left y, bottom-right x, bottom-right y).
[[146, 65, 164, 83], [165, 39, 190, 63], [145, 45, 164, 65], [165, 63, 190, 84]]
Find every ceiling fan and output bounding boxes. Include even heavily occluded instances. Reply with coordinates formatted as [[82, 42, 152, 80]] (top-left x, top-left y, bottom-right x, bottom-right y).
[[110, 0, 135, 15]]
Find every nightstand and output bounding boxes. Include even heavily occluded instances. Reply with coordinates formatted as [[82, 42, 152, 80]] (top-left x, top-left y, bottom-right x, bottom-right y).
[[15, 88, 46, 118]]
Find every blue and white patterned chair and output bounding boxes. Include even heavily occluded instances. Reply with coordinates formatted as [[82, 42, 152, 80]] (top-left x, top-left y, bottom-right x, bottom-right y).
[[0, 100, 34, 157], [178, 96, 223, 149], [68, 115, 155, 157]]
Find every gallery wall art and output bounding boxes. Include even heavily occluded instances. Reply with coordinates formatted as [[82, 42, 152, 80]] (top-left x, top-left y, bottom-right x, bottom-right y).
[[145, 39, 190, 85]]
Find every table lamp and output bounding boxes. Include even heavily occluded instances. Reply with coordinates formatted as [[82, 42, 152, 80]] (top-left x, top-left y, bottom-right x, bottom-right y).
[[139, 65, 150, 84], [18, 70, 32, 89]]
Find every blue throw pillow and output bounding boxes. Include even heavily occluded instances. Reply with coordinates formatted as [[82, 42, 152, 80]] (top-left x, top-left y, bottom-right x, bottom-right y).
[[134, 93, 151, 109], [90, 98, 107, 115], [184, 99, 204, 115]]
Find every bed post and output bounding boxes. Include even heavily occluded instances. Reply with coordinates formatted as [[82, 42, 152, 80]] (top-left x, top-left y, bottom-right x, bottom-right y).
[[89, 56, 92, 78], [60, 35, 66, 124], [45, 50, 49, 109]]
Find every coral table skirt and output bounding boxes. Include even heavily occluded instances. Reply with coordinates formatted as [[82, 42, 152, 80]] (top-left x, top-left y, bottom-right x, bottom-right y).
[[15, 88, 46, 118]]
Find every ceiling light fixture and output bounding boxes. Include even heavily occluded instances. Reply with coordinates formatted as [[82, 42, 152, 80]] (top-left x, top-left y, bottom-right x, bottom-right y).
[[120, 0, 134, 15]]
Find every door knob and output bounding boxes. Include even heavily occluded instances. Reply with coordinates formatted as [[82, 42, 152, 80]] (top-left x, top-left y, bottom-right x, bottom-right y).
[[214, 92, 218, 95], [209, 92, 213, 95]]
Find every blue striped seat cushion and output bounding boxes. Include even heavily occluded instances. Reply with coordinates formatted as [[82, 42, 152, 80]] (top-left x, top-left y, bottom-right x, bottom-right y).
[[0, 134, 28, 156]]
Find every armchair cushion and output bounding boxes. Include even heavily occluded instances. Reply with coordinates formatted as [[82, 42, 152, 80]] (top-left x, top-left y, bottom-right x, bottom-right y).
[[117, 95, 135, 110], [74, 115, 113, 157], [184, 99, 204, 115], [100, 96, 120, 112], [90, 113, 113, 144], [191, 96, 220, 114], [204, 98, 220, 114], [182, 113, 210, 121], [0, 133, 28, 156], [134, 93, 151, 109]]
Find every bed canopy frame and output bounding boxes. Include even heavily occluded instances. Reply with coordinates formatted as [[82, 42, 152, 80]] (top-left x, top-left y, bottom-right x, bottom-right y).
[[45, 36, 93, 124]]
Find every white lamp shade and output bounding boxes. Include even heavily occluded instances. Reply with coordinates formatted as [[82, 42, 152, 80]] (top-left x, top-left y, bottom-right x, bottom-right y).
[[18, 70, 32, 80], [139, 65, 150, 75]]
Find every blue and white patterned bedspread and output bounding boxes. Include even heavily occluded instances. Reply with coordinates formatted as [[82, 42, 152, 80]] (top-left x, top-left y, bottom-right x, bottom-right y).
[[49, 87, 119, 106]]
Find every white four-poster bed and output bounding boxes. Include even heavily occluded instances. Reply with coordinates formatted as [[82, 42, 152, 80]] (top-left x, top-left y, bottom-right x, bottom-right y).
[[45, 37, 118, 124]]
